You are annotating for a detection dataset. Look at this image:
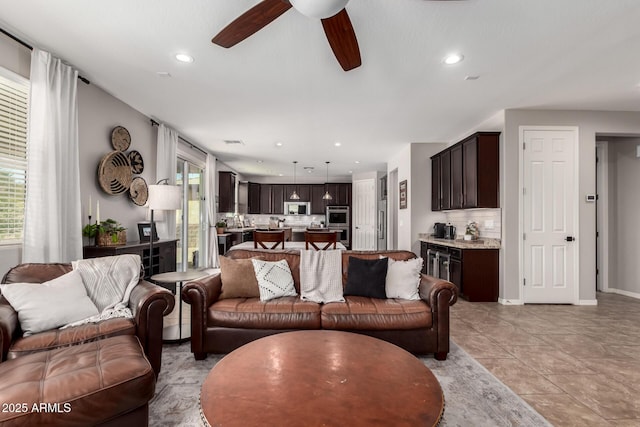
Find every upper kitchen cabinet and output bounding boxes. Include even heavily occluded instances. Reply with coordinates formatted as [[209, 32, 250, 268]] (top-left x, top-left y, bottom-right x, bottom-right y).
[[310, 184, 326, 214], [248, 182, 261, 214], [325, 183, 352, 206], [218, 171, 236, 213], [431, 151, 451, 211], [431, 132, 500, 211], [260, 184, 272, 213], [271, 184, 285, 214]]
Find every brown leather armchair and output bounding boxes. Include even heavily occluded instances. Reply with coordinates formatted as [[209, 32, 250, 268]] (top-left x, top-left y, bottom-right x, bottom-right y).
[[0, 262, 175, 376]]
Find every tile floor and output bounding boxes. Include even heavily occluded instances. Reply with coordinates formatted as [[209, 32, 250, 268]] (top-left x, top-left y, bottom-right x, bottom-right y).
[[451, 292, 640, 427]]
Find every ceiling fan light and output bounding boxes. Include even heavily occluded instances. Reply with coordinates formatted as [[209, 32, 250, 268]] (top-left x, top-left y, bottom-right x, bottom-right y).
[[290, 0, 349, 19]]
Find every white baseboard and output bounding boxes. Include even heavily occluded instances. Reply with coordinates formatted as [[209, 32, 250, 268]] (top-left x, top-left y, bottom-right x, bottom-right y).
[[603, 288, 640, 300], [577, 299, 598, 306], [498, 298, 524, 305]]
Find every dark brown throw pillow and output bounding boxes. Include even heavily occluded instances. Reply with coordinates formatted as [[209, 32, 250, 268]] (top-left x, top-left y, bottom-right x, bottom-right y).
[[344, 256, 388, 299], [219, 256, 262, 299]]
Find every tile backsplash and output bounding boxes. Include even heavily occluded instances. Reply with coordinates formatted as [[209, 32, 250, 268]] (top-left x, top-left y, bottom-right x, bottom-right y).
[[444, 208, 501, 239]]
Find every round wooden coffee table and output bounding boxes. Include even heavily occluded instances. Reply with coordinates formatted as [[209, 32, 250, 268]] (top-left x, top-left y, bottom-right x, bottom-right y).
[[200, 331, 444, 426]]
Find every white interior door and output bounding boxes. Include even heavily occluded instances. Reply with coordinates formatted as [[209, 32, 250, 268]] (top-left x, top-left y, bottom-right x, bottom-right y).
[[522, 128, 578, 303], [353, 179, 376, 250]]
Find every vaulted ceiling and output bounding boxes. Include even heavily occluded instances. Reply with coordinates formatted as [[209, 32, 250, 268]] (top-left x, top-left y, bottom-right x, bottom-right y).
[[1, 0, 639, 181]]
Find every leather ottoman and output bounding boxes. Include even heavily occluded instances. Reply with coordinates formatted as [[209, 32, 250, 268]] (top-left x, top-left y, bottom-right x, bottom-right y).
[[0, 335, 155, 426]]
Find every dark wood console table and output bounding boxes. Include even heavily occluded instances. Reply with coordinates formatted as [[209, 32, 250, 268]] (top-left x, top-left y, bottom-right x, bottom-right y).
[[83, 239, 177, 279]]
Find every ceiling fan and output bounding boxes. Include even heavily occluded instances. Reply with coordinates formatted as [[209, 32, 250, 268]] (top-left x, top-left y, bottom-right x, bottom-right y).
[[212, 0, 460, 72]]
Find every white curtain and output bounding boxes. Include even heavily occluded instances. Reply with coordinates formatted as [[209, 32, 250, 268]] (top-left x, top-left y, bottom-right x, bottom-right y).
[[155, 124, 178, 240], [23, 49, 82, 263], [205, 153, 219, 268]]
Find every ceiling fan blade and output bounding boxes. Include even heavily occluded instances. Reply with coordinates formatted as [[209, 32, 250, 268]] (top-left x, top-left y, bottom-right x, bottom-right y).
[[321, 9, 361, 71], [212, 0, 292, 48]]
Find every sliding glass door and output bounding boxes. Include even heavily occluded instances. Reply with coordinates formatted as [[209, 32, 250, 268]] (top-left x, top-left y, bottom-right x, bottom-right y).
[[176, 158, 206, 271]]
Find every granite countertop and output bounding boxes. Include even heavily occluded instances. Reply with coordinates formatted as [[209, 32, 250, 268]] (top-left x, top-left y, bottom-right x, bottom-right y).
[[225, 227, 255, 233], [419, 234, 501, 249]]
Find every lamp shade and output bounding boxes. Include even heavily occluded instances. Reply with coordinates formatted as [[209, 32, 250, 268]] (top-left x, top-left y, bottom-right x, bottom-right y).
[[290, 0, 349, 19], [148, 184, 181, 210]]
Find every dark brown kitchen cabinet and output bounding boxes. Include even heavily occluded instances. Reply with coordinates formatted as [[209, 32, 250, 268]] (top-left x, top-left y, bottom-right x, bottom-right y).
[[462, 133, 499, 208], [325, 183, 352, 206], [260, 184, 272, 213], [271, 184, 284, 214], [248, 182, 261, 214], [431, 155, 441, 211], [310, 184, 326, 214], [431, 132, 499, 211], [459, 249, 498, 302], [450, 144, 463, 209], [431, 151, 451, 211], [218, 171, 236, 213]]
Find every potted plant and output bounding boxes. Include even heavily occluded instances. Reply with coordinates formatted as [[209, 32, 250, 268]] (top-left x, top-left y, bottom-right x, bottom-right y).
[[464, 222, 479, 241], [216, 221, 227, 235], [83, 219, 127, 246]]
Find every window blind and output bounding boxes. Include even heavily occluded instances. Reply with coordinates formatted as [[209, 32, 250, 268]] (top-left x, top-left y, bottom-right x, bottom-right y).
[[0, 68, 29, 245]]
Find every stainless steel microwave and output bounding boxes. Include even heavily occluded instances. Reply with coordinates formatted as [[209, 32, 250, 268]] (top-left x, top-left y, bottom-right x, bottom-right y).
[[284, 202, 310, 215]]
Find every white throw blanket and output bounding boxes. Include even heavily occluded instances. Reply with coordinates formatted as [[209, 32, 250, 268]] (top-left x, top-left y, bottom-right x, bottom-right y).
[[62, 254, 141, 328], [299, 249, 344, 303]]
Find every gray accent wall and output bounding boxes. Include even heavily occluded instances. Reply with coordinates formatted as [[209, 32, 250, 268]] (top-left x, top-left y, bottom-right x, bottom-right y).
[[604, 137, 640, 296], [503, 110, 640, 303]]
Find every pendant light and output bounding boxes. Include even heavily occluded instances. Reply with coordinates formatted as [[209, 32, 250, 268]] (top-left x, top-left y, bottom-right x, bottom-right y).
[[322, 161, 333, 200], [290, 161, 300, 200]]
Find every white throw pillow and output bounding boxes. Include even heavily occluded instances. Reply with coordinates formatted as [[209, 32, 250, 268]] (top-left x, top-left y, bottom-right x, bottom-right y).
[[299, 250, 344, 303], [384, 257, 423, 300], [251, 259, 297, 302], [0, 270, 99, 336]]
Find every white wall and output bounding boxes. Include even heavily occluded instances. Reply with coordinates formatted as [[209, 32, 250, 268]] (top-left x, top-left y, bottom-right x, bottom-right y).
[[605, 137, 640, 296], [503, 109, 640, 303]]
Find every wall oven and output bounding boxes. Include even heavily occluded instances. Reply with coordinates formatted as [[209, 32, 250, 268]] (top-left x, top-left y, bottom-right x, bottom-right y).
[[326, 206, 349, 226], [326, 206, 350, 247]]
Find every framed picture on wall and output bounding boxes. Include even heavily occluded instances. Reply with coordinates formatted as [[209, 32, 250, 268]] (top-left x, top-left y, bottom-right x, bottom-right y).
[[399, 180, 407, 209], [137, 222, 158, 242]]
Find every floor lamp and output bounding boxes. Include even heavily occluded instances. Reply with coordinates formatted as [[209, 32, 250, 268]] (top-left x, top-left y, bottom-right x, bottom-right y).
[[147, 179, 181, 276]]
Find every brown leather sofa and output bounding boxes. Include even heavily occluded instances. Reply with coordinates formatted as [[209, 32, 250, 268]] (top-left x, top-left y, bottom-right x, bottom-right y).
[[0, 263, 175, 375], [182, 250, 458, 361]]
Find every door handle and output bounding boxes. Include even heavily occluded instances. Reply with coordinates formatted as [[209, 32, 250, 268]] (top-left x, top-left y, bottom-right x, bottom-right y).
[[565, 236, 575, 242]]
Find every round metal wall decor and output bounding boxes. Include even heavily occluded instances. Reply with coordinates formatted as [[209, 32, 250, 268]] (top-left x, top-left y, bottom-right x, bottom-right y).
[[98, 151, 133, 195], [128, 150, 144, 174], [111, 126, 131, 151], [129, 177, 149, 206]]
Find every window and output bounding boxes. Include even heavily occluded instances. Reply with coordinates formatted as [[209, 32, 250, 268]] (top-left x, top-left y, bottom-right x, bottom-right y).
[[0, 68, 29, 245]]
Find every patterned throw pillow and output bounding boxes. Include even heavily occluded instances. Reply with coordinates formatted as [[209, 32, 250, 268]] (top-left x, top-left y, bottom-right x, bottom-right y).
[[251, 259, 297, 302]]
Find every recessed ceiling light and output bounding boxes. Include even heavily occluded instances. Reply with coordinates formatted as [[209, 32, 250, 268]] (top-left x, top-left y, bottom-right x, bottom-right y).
[[334, 142, 341, 147], [443, 53, 464, 65], [256, 160, 263, 163], [348, 170, 353, 174], [278, 173, 283, 177], [275, 142, 283, 147], [354, 160, 360, 164], [175, 53, 194, 63]]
